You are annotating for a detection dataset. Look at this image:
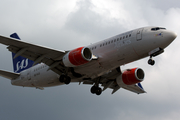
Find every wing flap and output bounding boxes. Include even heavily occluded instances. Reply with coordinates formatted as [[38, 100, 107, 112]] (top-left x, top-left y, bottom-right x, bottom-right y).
[[0, 70, 20, 80], [104, 82, 146, 94]]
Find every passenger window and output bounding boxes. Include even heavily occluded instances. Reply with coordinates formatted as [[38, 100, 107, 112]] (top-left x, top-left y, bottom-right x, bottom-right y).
[[123, 36, 125, 39], [111, 40, 113, 43], [129, 34, 131, 37], [126, 35, 128, 38], [117, 38, 119, 41], [120, 37, 122, 40], [114, 39, 116, 42]]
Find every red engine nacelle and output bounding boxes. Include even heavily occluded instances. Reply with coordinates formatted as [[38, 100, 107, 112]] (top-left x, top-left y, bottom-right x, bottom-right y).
[[62, 47, 92, 67], [116, 68, 145, 86]]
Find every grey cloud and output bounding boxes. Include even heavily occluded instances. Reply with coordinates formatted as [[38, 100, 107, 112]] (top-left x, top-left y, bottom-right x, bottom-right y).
[[0, 0, 180, 120], [64, 0, 126, 42]]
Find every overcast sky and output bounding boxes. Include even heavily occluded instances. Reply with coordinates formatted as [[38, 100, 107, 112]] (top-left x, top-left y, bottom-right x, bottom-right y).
[[0, 0, 180, 120]]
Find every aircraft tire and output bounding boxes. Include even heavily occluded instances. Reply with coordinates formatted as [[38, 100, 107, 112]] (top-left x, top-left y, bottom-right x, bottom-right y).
[[64, 76, 71, 85], [96, 87, 102, 95], [59, 75, 65, 83], [148, 59, 155, 66], [91, 86, 97, 94], [59, 75, 71, 84]]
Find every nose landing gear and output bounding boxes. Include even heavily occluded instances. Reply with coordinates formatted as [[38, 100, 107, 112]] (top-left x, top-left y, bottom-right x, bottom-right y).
[[148, 56, 155, 66], [148, 48, 164, 66]]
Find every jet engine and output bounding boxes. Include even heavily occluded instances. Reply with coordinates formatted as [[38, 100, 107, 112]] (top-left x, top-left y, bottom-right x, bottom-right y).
[[62, 47, 92, 67], [116, 68, 145, 86]]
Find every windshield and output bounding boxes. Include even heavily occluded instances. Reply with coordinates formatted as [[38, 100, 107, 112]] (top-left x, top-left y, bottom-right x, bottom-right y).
[[151, 27, 166, 31]]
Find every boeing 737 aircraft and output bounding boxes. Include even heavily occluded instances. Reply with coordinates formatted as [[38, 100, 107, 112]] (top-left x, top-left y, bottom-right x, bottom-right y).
[[0, 26, 177, 95]]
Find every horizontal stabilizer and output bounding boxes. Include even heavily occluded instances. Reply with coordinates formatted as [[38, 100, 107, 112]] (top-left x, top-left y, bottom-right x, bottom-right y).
[[0, 70, 20, 80]]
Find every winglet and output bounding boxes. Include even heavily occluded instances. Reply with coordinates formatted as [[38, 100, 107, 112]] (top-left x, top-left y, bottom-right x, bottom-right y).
[[10, 33, 21, 40], [137, 83, 144, 90]]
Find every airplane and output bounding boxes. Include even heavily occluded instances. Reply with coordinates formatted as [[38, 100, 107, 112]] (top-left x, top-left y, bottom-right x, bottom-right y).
[[0, 26, 177, 95]]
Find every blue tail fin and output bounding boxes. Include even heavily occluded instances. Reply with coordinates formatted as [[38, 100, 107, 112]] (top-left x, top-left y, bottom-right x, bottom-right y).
[[10, 33, 34, 73]]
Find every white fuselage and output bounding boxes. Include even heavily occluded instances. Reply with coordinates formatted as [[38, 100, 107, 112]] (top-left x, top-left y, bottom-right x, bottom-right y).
[[11, 26, 176, 88]]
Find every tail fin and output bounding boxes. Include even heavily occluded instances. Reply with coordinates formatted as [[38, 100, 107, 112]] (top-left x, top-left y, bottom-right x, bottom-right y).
[[10, 33, 34, 73]]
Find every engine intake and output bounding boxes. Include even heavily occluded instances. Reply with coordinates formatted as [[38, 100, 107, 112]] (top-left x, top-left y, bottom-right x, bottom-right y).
[[63, 47, 92, 67], [116, 68, 145, 86]]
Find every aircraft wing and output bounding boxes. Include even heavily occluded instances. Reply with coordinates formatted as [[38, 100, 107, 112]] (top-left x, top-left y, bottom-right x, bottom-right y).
[[101, 80, 146, 94], [0, 35, 67, 75], [83, 68, 146, 94], [117, 83, 146, 94], [0, 70, 20, 80]]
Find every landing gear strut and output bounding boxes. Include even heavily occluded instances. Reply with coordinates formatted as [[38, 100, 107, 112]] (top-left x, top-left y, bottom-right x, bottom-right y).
[[59, 74, 71, 85]]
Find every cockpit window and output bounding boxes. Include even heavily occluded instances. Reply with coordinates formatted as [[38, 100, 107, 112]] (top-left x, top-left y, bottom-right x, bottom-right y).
[[151, 27, 166, 31]]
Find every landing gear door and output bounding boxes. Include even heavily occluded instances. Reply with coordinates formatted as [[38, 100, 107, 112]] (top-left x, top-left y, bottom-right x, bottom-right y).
[[136, 28, 143, 41]]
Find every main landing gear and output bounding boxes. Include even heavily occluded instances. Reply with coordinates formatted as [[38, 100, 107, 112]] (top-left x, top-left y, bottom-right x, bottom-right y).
[[90, 77, 102, 95], [91, 86, 102, 95], [59, 74, 71, 85]]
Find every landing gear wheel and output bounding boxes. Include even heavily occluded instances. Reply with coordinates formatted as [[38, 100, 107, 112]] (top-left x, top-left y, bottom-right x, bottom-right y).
[[95, 87, 102, 95], [64, 76, 71, 85], [148, 59, 155, 66], [59, 75, 65, 83], [91, 86, 97, 94], [90, 86, 102, 95], [59, 75, 71, 85]]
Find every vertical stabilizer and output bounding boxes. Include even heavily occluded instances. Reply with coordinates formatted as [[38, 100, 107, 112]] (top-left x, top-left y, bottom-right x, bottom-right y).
[[10, 33, 34, 73]]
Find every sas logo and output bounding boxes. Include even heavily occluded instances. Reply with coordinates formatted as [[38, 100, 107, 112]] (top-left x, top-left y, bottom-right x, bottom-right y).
[[15, 59, 29, 73], [155, 32, 163, 37]]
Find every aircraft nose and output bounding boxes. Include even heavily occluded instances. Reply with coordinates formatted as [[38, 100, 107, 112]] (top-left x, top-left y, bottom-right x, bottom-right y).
[[164, 31, 177, 45], [160, 30, 177, 49], [168, 31, 177, 41]]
